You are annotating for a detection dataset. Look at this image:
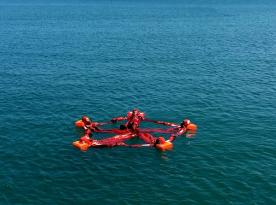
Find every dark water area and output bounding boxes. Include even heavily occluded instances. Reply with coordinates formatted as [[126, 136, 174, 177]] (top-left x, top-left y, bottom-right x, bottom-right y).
[[0, 0, 276, 204]]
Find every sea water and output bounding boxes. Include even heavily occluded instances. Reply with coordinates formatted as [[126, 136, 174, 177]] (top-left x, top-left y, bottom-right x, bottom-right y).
[[0, 0, 275, 204]]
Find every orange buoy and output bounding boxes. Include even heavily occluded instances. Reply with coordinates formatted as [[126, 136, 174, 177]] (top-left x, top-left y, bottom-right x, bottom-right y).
[[73, 140, 90, 151], [75, 120, 84, 128], [156, 140, 173, 151], [187, 123, 197, 133]]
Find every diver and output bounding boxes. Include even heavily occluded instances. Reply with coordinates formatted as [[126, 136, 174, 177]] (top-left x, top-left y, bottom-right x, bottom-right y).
[[79, 129, 93, 145], [79, 116, 102, 144], [144, 118, 194, 141], [81, 115, 102, 132], [111, 109, 145, 131], [168, 119, 195, 142]]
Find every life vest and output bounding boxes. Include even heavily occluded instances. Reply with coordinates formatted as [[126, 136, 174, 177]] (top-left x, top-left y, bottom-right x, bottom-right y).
[[80, 135, 92, 145], [84, 123, 97, 132], [127, 111, 145, 121]]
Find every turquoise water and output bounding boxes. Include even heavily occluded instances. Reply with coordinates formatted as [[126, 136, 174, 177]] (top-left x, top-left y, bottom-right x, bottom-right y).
[[1, 1, 276, 204]]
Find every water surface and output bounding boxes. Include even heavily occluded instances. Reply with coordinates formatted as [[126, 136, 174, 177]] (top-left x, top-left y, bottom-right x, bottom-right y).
[[0, 1, 276, 204]]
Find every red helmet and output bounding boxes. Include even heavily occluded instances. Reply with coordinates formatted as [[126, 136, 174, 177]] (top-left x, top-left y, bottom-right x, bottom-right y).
[[183, 119, 191, 127], [82, 116, 91, 125]]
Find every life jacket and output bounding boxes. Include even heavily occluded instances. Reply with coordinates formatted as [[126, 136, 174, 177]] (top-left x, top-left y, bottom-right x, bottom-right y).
[[126, 111, 144, 129], [80, 135, 92, 145], [176, 128, 186, 136], [84, 122, 97, 132], [127, 111, 145, 121]]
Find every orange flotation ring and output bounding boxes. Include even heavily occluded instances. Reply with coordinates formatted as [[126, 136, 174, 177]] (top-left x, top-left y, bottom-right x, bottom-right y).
[[73, 140, 90, 151], [75, 120, 84, 128], [186, 123, 197, 133], [156, 140, 173, 151]]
